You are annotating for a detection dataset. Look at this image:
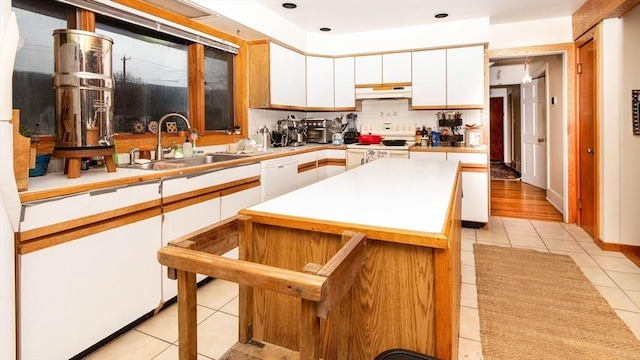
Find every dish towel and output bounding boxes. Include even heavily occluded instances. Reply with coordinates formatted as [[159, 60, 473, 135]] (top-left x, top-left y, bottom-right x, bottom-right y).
[[364, 150, 390, 163]]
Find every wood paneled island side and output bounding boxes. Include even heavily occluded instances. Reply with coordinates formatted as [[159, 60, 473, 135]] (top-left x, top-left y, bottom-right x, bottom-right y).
[[239, 158, 462, 360]]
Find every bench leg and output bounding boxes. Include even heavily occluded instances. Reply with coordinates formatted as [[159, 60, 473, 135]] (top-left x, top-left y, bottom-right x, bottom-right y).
[[177, 270, 198, 360], [299, 299, 320, 360]]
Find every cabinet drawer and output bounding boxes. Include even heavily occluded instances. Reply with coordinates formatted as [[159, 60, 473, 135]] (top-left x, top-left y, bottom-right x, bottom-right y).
[[447, 152, 488, 165], [20, 181, 160, 232], [162, 163, 260, 197]]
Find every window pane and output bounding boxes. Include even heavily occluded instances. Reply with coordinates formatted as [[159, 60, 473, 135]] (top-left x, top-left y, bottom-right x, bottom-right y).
[[95, 19, 189, 134], [12, 0, 68, 136], [204, 47, 234, 131]]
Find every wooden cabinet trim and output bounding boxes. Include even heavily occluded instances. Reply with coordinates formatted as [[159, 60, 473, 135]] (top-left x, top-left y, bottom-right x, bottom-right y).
[[18, 199, 161, 243], [162, 176, 260, 205], [163, 191, 221, 213], [18, 207, 161, 254], [298, 161, 318, 173]]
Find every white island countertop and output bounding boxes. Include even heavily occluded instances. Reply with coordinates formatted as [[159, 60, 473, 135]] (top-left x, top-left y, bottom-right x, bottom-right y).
[[242, 158, 461, 247]]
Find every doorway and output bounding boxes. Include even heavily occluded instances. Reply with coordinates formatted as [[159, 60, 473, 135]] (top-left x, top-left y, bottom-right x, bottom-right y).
[[488, 44, 575, 222]]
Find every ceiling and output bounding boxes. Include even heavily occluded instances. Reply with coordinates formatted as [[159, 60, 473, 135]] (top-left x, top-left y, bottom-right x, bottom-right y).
[[146, 0, 588, 40]]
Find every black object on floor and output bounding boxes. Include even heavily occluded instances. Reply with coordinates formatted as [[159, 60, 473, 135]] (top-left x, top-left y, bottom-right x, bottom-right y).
[[375, 349, 438, 360], [490, 161, 521, 180]]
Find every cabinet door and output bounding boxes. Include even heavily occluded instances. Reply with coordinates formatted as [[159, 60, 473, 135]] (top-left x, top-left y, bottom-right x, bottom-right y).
[[306, 56, 334, 109], [446, 46, 485, 107], [20, 216, 162, 359], [346, 150, 365, 170], [221, 186, 261, 220], [334, 57, 355, 109], [383, 52, 411, 84], [410, 151, 447, 161], [446, 152, 488, 165], [412, 49, 447, 108], [355, 54, 382, 85], [460, 170, 489, 222], [269, 42, 292, 107], [289, 49, 307, 108], [162, 197, 221, 300]]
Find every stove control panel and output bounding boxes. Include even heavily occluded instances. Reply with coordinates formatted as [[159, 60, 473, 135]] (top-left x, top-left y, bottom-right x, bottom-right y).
[[360, 123, 417, 136]]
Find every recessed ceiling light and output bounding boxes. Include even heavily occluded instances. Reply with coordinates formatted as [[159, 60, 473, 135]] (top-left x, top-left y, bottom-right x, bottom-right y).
[[319, 27, 331, 32], [434, 13, 448, 19], [282, 2, 297, 9]]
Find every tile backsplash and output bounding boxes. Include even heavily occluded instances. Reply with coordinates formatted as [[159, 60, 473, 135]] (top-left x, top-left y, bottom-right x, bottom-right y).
[[249, 99, 484, 135]]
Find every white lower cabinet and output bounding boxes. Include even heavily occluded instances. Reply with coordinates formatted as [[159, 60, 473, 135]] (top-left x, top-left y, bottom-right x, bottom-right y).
[[20, 215, 162, 359], [318, 149, 346, 180], [221, 185, 261, 220], [409, 151, 447, 161], [460, 170, 489, 223], [294, 152, 318, 189]]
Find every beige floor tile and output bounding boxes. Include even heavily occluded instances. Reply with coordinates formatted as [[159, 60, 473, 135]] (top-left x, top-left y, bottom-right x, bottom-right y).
[[508, 234, 546, 249], [536, 229, 575, 241], [458, 306, 481, 342], [457, 337, 483, 360], [568, 231, 594, 243], [579, 242, 626, 258], [219, 296, 239, 317], [461, 228, 476, 240], [136, 304, 215, 343], [607, 271, 640, 292], [501, 217, 530, 226], [530, 220, 565, 230], [461, 250, 475, 266], [488, 216, 503, 224], [461, 237, 476, 251], [579, 266, 618, 287], [504, 224, 537, 236], [460, 283, 478, 309], [197, 279, 239, 310], [552, 251, 600, 268], [591, 255, 640, 274], [85, 330, 171, 360], [153, 344, 212, 360], [542, 238, 586, 253], [461, 264, 476, 285], [595, 285, 640, 312], [193, 311, 239, 359], [475, 230, 509, 243], [626, 290, 640, 310], [615, 310, 640, 340]]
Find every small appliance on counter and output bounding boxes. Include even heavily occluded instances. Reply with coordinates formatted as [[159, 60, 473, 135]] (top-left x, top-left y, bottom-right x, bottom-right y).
[[277, 116, 306, 147], [302, 117, 343, 144], [343, 113, 360, 144], [437, 113, 464, 147]]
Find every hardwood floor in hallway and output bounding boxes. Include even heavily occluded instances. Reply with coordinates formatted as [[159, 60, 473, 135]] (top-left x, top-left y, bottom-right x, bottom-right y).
[[491, 180, 564, 222]]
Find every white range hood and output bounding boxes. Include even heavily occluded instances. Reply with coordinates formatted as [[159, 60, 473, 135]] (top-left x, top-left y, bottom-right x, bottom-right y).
[[355, 86, 412, 100]]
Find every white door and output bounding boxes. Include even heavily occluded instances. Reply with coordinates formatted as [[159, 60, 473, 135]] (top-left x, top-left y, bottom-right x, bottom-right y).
[[521, 77, 547, 188]]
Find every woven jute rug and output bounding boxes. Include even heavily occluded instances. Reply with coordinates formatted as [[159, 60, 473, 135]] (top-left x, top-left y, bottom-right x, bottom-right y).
[[473, 244, 640, 360]]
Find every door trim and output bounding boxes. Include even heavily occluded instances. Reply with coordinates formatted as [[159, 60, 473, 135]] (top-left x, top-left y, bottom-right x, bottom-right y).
[[488, 43, 576, 223]]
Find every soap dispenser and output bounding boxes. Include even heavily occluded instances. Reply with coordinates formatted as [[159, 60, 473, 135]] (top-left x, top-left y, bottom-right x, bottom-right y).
[[182, 136, 192, 157]]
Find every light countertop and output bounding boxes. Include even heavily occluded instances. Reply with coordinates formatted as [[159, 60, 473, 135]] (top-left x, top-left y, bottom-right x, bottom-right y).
[[243, 158, 460, 237]]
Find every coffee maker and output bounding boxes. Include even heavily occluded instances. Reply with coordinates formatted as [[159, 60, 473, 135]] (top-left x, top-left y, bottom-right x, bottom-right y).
[[343, 113, 359, 144]]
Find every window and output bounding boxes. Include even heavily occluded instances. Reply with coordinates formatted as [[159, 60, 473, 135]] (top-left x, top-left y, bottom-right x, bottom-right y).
[[12, 0, 69, 136], [95, 17, 189, 134], [204, 47, 235, 132]]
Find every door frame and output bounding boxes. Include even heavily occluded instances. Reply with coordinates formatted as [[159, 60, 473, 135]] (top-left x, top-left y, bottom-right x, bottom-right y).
[[488, 43, 576, 223]]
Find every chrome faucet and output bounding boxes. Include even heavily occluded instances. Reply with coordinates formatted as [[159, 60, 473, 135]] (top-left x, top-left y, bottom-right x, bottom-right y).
[[156, 113, 191, 160]]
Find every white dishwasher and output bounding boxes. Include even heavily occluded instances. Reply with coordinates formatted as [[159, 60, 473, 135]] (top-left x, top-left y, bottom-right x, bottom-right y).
[[260, 157, 298, 201]]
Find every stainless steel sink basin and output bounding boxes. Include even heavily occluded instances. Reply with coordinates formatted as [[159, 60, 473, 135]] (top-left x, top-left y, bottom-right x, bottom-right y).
[[120, 153, 241, 171]]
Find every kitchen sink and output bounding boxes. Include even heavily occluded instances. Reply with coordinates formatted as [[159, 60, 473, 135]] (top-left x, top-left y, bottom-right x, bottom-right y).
[[120, 153, 242, 171]]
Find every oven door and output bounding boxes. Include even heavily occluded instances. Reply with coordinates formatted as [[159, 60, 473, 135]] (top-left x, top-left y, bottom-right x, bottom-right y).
[[305, 126, 329, 143], [346, 148, 408, 170]]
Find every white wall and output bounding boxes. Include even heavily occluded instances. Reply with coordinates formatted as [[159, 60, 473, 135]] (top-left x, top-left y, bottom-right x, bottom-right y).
[[600, 18, 622, 243], [601, 6, 640, 246], [488, 17, 574, 49]]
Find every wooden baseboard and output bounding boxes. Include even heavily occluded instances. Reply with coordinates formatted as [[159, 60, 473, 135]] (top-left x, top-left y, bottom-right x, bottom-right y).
[[595, 237, 640, 268]]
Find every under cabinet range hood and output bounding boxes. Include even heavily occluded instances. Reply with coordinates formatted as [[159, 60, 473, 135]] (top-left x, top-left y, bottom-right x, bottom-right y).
[[355, 86, 412, 100]]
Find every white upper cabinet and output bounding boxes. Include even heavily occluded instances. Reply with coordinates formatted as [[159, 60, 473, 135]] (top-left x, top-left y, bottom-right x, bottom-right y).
[[412, 49, 447, 108], [306, 56, 335, 109], [334, 57, 355, 109], [270, 42, 307, 108], [355, 54, 382, 85], [446, 45, 485, 107], [412, 45, 485, 109], [382, 52, 411, 84]]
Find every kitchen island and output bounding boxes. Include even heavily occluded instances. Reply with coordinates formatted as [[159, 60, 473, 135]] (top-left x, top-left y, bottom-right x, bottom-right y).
[[238, 158, 462, 359]]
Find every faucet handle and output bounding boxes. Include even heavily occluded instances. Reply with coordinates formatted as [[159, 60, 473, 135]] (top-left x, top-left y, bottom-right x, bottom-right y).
[[163, 141, 176, 154], [129, 147, 140, 165]]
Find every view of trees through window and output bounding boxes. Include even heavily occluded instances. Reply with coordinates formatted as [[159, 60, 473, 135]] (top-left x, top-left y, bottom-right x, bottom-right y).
[[12, 0, 235, 136]]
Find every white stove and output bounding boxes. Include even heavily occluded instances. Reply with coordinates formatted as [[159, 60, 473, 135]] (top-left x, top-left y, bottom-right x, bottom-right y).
[[346, 123, 416, 170], [346, 123, 417, 150]]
